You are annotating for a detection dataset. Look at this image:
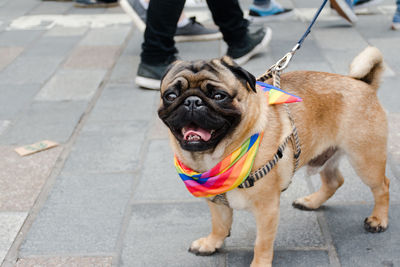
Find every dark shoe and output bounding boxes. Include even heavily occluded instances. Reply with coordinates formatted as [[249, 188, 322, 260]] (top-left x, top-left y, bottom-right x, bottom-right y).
[[227, 27, 272, 65], [136, 59, 176, 90], [74, 0, 118, 8], [175, 17, 222, 42]]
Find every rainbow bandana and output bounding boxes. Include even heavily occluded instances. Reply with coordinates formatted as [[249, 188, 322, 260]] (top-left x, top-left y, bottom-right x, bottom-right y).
[[174, 132, 264, 197], [256, 81, 302, 104]]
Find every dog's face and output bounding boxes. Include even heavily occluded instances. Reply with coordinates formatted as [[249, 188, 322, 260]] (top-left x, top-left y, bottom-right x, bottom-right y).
[[158, 56, 257, 152]]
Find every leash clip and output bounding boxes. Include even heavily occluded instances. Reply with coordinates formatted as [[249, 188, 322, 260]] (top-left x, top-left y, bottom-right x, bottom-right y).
[[275, 43, 300, 72], [275, 52, 293, 71]]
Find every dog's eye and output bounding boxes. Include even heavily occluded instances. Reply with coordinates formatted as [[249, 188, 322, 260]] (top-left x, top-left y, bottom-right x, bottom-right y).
[[165, 92, 177, 102], [212, 93, 226, 101]]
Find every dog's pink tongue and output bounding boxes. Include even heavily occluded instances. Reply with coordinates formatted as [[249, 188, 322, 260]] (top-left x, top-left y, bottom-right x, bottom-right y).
[[182, 127, 212, 141]]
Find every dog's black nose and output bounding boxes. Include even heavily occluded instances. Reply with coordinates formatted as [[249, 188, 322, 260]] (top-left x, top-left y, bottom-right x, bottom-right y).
[[184, 96, 204, 109]]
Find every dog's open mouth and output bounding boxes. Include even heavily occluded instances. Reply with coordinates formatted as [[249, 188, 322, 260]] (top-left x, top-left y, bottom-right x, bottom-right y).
[[173, 123, 228, 151], [182, 126, 215, 142]]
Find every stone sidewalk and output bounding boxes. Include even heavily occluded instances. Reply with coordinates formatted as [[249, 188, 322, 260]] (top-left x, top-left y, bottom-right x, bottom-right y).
[[0, 0, 400, 266]]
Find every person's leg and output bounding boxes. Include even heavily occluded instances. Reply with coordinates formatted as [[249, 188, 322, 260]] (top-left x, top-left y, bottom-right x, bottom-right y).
[[141, 0, 184, 65], [206, 0, 272, 65], [205, 0, 248, 47]]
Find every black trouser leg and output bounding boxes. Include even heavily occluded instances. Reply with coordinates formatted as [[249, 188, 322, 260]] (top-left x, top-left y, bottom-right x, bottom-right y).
[[141, 0, 185, 64], [206, 0, 248, 47]]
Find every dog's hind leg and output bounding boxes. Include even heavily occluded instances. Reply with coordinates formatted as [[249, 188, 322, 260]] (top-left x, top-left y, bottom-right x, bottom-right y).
[[293, 151, 344, 210], [347, 149, 390, 233], [189, 200, 232, 256]]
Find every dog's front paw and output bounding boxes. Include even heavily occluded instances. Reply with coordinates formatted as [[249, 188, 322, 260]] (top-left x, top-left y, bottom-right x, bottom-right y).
[[364, 216, 388, 233], [292, 197, 319, 210], [188, 236, 223, 256]]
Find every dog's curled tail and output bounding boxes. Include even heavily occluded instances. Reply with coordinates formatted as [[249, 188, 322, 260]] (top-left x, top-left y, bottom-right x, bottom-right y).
[[349, 46, 384, 91]]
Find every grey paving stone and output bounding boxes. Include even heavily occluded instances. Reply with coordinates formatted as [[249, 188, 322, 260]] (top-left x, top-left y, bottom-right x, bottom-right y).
[[388, 113, 400, 178], [0, 101, 87, 145], [0, 121, 10, 135], [26, 35, 81, 57], [309, 157, 400, 204], [44, 26, 88, 37], [0, 0, 40, 20], [0, 55, 64, 85], [16, 256, 112, 267], [0, 146, 63, 211], [0, 83, 41, 120], [378, 77, 400, 113], [0, 46, 24, 71], [226, 249, 330, 267], [0, 30, 43, 47], [35, 69, 106, 101], [19, 173, 133, 256], [369, 37, 400, 74], [132, 139, 200, 203], [67, 6, 107, 15], [121, 28, 142, 56], [148, 117, 169, 140], [62, 120, 148, 173], [0, 212, 27, 265], [79, 26, 130, 46], [313, 27, 368, 74], [87, 83, 157, 123], [63, 46, 120, 69], [120, 202, 225, 267], [226, 174, 324, 249], [176, 40, 222, 61], [108, 55, 138, 85], [28, 1, 73, 15], [324, 204, 400, 267], [355, 14, 394, 40]]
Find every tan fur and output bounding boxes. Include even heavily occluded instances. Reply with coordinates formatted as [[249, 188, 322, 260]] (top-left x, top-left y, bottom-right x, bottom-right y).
[[160, 48, 389, 266]]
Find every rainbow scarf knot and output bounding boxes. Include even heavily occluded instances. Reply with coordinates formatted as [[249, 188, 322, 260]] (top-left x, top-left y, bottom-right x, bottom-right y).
[[174, 132, 264, 197]]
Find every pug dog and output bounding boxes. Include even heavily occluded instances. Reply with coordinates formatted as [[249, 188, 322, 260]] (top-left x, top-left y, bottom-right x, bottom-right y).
[[158, 46, 389, 267]]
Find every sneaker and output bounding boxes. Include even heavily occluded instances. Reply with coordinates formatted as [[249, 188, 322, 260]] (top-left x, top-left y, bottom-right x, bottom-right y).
[[136, 58, 176, 90], [74, 0, 119, 8], [249, 2, 294, 22], [353, 0, 382, 10], [185, 0, 207, 8], [120, 0, 221, 42], [392, 11, 400, 30], [175, 17, 222, 42], [330, 0, 358, 23], [227, 27, 272, 65]]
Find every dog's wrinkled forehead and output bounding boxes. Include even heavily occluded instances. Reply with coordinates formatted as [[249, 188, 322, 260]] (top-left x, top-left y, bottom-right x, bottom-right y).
[[161, 56, 256, 94]]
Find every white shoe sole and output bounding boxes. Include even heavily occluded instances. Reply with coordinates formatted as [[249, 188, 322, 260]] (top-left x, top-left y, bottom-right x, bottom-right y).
[[249, 10, 295, 23], [330, 0, 358, 24], [135, 76, 161, 90], [233, 27, 272, 66], [120, 0, 146, 32], [174, 31, 222, 42]]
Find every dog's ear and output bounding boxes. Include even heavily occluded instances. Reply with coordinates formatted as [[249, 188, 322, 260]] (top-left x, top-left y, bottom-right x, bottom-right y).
[[160, 59, 184, 88], [220, 56, 256, 93]]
